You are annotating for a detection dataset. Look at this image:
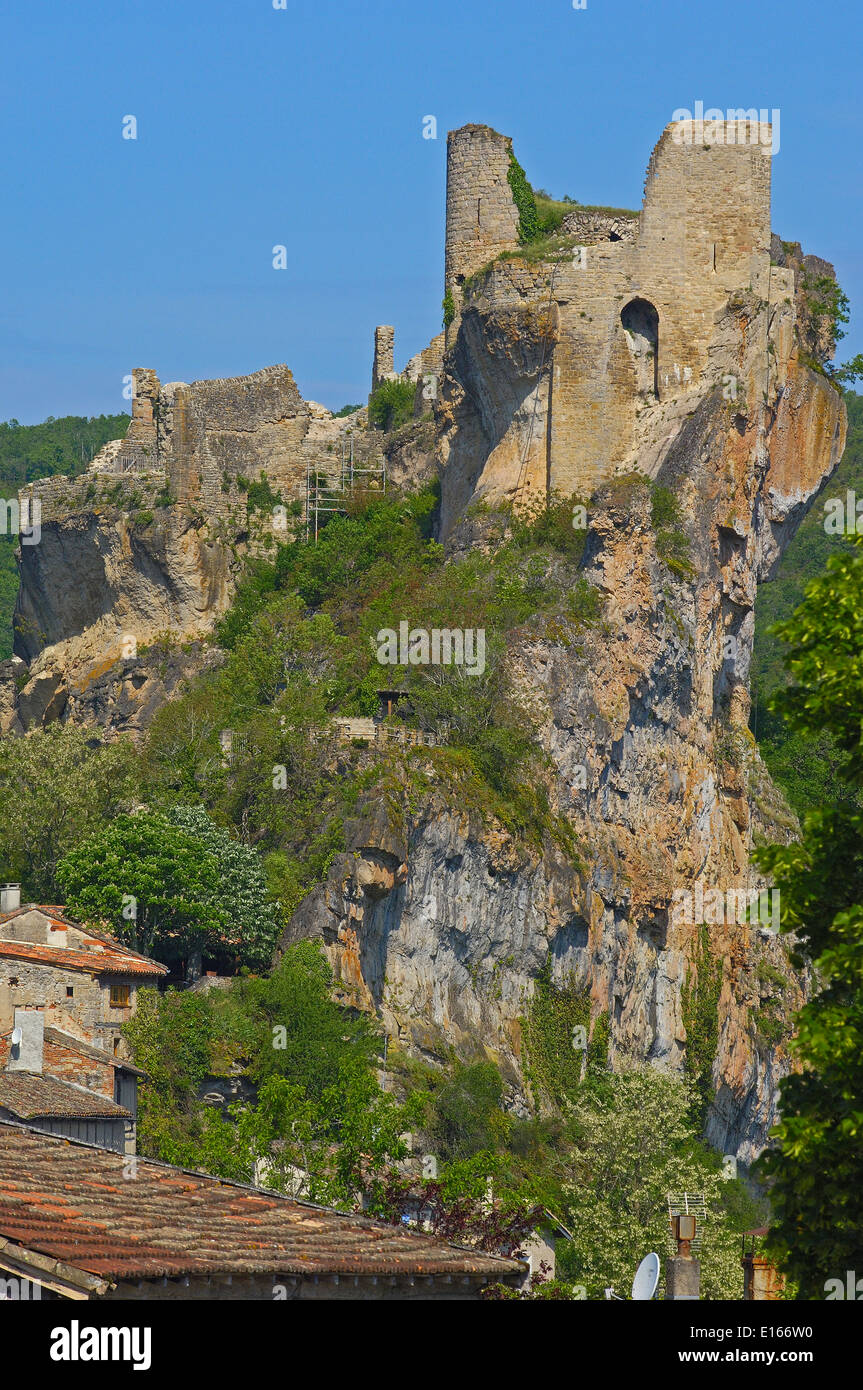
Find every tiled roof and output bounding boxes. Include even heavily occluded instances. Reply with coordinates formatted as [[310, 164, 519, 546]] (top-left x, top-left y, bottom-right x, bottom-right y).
[[0, 1075, 129, 1120], [0, 938, 166, 979], [0, 1122, 522, 1282], [0, 907, 167, 978], [42, 1027, 146, 1076]]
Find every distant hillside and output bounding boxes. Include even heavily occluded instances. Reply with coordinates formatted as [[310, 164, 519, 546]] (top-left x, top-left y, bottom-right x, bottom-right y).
[[0, 413, 130, 659], [752, 389, 863, 813]]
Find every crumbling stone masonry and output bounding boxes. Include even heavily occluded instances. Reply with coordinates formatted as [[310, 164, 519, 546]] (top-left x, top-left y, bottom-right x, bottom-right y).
[[438, 118, 805, 522]]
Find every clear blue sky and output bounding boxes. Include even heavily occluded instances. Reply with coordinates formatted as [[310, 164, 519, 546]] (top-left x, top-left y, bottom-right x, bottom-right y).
[[1, 0, 860, 424]]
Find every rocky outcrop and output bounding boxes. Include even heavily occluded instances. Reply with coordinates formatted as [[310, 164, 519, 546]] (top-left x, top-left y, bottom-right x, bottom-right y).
[[2, 367, 412, 736], [0, 642, 223, 741], [0, 117, 849, 1166], [13, 507, 232, 669], [281, 222, 846, 1164]]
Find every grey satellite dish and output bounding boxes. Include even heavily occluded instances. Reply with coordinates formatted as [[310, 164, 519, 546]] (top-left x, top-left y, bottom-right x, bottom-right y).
[[632, 1251, 660, 1301], [11, 1026, 22, 1046]]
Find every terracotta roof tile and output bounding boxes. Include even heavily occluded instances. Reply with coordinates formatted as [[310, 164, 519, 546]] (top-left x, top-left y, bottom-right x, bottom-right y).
[[0, 1075, 129, 1120], [0, 939, 166, 979], [0, 1122, 521, 1282], [0, 907, 167, 977]]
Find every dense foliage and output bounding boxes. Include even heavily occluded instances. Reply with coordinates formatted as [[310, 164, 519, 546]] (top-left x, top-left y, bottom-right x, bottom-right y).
[[506, 145, 540, 246], [367, 378, 415, 432], [57, 806, 280, 972], [752, 391, 863, 815], [0, 726, 138, 898], [753, 535, 863, 1294]]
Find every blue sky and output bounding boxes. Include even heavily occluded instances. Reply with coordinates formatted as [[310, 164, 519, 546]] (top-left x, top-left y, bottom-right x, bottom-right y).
[[1, 0, 860, 423]]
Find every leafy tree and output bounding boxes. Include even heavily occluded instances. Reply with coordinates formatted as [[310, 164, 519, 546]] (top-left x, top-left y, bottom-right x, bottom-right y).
[[752, 390, 863, 816], [57, 806, 279, 970], [371, 1158, 543, 1258], [57, 811, 227, 967], [124, 941, 405, 1209], [194, 1071, 407, 1209], [123, 987, 215, 1161], [164, 805, 281, 970], [753, 537, 863, 1294], [431, 1062, 511, 1161], [559, 1067, 744, 1300], [0, 725, 138, 898], [214, 939, 382, 1092]]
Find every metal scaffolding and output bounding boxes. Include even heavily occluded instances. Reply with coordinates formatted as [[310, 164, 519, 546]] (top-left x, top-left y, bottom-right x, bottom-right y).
[[304, 435, 387, 541]]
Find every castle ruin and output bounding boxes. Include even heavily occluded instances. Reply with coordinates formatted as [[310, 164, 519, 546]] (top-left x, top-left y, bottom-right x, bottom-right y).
[[437, 118, 800, 523]]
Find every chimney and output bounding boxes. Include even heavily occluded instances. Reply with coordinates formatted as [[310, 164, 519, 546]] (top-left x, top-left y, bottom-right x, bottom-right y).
[[1, 883, 21, 913], [666, 1214, 700, 1300], [9, 1009, 44, 1074]]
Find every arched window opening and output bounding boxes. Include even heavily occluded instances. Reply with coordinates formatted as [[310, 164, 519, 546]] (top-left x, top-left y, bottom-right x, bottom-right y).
[[621, 297, 659, 399]]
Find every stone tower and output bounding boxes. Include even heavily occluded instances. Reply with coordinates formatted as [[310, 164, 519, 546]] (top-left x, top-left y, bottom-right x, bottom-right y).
[[438, 117, 789, 526], [372, 325, 396, 392], [444, 125, 520, 341]]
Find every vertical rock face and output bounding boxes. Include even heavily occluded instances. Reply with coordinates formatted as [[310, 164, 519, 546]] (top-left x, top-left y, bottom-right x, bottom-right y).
[[288, 334, 844, 1163], [282, 122, 847, 1163]]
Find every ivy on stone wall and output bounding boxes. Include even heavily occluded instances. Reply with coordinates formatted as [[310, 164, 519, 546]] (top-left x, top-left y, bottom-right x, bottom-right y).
[[521, 955, 609, 1110], [506, 143, 540, 246], [681, 925, 723, 1126], [442, 289, 455, 329]]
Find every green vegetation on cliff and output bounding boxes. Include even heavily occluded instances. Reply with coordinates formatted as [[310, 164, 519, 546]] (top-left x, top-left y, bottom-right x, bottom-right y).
[[368, 378, 415, 432], [0, 412, 130, 658], [752, 390, 863, 814]]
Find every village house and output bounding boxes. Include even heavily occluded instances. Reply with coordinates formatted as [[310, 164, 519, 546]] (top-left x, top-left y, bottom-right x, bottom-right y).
[[0, 884, 167, 1153], [0, 1122, 524, 1300]]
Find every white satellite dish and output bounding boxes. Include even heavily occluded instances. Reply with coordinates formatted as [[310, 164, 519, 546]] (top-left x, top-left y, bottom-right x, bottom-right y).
[[11, 1026, 23, 1047], [632, 1252, 660, 1301]]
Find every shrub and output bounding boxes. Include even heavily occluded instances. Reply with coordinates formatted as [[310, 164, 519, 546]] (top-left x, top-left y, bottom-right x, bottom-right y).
[[368, 379, 416, 432]]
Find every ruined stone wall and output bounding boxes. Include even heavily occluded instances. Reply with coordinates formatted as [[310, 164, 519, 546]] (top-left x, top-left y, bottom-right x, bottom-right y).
[[546, 120, 772, 496], [372, 325, 395, 391], [156, 364, 310, 513], [121, 368, 159, 468], [440, 119, 776, 509]]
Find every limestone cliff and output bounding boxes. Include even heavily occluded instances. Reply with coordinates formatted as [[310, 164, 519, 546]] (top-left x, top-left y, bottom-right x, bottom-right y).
[[0, 117, 849, 1165], [1, 368, 388, 737], [279, 120, 847, 1163], [284, 316, 844, 1163]]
